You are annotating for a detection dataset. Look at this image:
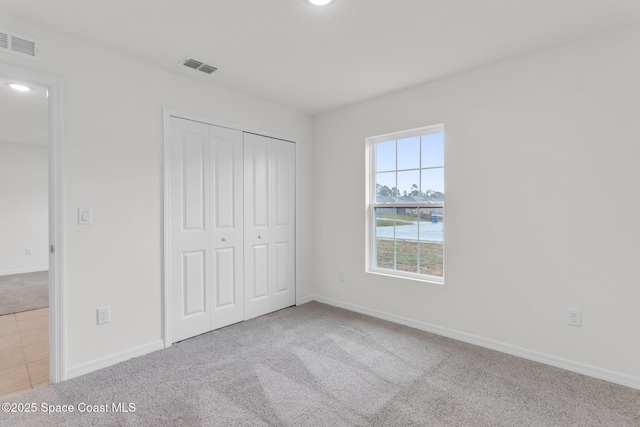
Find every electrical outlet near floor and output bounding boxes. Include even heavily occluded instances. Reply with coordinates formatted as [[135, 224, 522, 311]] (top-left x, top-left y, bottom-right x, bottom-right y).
[[567, 308, 581, 327], [339, 271, 345, 282], [25, 248, 32, 255], [97, 307, 110, 325]]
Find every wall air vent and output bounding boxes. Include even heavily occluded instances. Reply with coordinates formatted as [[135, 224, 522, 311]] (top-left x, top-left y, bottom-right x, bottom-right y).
[[182, 56, 218, 75], [0, 29, 40, 60]]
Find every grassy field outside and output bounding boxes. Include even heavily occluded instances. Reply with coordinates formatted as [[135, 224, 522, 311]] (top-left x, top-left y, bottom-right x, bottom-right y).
[[376, 238, 443, 277], [376, 214, 427, 227]]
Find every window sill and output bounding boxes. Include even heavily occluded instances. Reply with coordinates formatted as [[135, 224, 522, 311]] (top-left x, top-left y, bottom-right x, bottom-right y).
[[367, 268, 444, 285]]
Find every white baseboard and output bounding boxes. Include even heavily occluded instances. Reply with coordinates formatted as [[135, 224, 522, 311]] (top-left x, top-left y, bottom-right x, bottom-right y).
[[65, 340, 164, 381], [0, 266, 48, 276], [296, 295, 315, 305], [312, 295, 640, 391]]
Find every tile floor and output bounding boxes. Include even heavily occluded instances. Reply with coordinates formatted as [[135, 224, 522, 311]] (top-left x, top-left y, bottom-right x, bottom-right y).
[[0, 308, 49, 396]]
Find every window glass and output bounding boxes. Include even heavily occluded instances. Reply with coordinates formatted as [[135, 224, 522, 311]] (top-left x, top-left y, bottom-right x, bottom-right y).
[[397, 136, 420, 170], [376, 140, 396, 172], [419, 207, 444, 276], [375, 208, 395, 269], [376, 172, 397, 202], [397, 170, 420, 199], [421, 133, 444, 168], [420, 168, 444, 200]]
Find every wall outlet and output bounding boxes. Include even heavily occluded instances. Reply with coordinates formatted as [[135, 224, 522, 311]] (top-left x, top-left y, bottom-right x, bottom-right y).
[[97, 307, 110, 325], [25, 248, 33, 255], [567, 308, 581, 327], [339, 271, 345, 282]]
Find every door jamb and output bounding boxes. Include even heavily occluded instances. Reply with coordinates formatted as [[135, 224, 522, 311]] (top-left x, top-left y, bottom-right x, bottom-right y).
[[0, 62, 65, 383]]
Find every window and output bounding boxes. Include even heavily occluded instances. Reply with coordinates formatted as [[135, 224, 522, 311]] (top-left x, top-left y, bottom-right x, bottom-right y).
[[366, 125, 444, 283]]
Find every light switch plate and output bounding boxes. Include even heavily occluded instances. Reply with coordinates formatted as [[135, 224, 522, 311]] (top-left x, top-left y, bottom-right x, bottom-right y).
[[78, 208, 92, 225]]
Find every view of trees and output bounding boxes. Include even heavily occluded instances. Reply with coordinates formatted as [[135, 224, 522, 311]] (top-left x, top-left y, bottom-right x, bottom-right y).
[[376, 183, 444, 199]]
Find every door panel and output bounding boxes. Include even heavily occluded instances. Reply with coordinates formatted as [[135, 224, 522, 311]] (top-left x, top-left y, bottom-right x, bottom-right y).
[[214, 138, 235, 229], [271, 139, 296, 311], [244, 133, 295, 319], [183, 137, 207, 230], [214, 247, 235, 308], [274, 146, 291, 226], [244, 133, 273, 320], [252, 143, 270, 228], [274, 242, 289, 294], [182, 251, 206, 315], [252, 244, 269, 299], [210, 125, 244, 330], [170, 117, 211, 342]]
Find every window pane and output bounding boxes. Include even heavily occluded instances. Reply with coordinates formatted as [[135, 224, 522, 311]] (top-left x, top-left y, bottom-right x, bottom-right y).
[[420, 242, 443, 277], [397, 170, 420, 200], [419, 207, 443, 277], [421, 167, 444, 200], [421, 132, 444, 168], [376, 140, 396, 172], [396, 240, 419, 273], [397, 136, 420, 170], [376, 172, 396, 202], [395, 206, 419, 273], [375, 208, 395, 269]]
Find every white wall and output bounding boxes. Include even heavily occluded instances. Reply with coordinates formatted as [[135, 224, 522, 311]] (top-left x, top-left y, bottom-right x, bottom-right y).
[[0, 15, 314, 374], [313, 25, 640, 382], [0, 142, 48, 274]]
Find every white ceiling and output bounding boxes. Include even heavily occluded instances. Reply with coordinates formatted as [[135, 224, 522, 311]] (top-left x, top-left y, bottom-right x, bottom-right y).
[[0, 81, 48, 146], [1, 0, 640, 114]]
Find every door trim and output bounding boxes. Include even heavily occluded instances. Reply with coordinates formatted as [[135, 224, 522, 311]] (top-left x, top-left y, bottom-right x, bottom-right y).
[[0, 62, 65, 383], [162, 108, 300, 348]]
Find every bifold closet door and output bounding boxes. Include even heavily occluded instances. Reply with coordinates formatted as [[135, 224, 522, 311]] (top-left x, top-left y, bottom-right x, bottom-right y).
[[244, 133, 296, 320], [209, 124, 244, 331], [169, 117, 244, 342]]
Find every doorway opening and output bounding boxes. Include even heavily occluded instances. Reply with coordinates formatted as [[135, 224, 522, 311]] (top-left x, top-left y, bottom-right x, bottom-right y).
[[0, 62, 64, 394], [0, 79, 49, 393]]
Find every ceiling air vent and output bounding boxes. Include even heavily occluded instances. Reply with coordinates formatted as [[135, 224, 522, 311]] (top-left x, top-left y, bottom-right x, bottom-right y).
[[0, 32, 8, 50], [182, 56, 218, 75], [0, 29, 40, 60]]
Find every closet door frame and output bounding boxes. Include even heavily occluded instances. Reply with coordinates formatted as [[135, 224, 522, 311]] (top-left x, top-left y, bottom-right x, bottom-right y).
[[162, 108, 300, 348]]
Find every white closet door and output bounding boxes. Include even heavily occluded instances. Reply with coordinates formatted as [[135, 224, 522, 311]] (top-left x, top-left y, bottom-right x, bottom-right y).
[[244, 133, 296, 320], [209, 125, 244, 330], [169, 117, 211, 342], [170, 118, 244, 342], [244, 133, 272, 320], [270, 139, 296, 311], [169, 116, 295, 342]]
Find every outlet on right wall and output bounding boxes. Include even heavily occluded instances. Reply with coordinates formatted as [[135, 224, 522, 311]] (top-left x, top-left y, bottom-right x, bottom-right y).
[[313, 24, 640, 384]]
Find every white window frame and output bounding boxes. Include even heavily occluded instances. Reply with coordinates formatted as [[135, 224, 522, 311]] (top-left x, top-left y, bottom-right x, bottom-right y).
[[365, 124, 445, 284]]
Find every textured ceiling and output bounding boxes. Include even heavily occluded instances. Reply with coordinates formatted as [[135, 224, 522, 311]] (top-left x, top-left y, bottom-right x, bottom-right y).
[[1, 0, 640, 114]]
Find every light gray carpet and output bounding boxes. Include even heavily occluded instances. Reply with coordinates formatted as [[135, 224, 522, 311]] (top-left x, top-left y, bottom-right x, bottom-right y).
[[1, 302, 638, 426], [0, 271, 48, 316]]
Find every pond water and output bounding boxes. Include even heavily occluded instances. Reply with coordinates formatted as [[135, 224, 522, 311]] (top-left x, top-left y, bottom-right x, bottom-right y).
[[376, 221, 443, 242]]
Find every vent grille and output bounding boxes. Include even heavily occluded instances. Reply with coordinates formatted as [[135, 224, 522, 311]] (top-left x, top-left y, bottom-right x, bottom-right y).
[[198, 64, 218, 75], [183, 58, 203, 69], [0, 29, 40, 60], [11, 36, 36, 57], [182, 56, 218, 75]]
